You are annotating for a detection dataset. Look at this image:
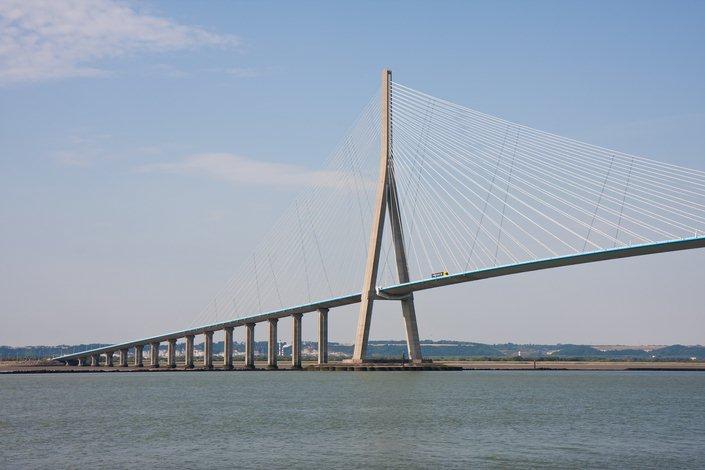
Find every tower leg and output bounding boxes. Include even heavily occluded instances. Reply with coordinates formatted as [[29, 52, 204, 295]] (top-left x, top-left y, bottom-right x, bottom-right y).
[[352, 69, 393, 363], [352, 68, 422, 363], [388, 159, 422, 363]]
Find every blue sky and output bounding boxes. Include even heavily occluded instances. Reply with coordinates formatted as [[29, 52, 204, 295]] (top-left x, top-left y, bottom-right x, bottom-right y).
[[1, 0, 704, 346]]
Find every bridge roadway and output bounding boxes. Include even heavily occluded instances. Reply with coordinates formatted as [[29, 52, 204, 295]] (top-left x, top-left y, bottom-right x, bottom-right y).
[[53, 236, 705, 367]]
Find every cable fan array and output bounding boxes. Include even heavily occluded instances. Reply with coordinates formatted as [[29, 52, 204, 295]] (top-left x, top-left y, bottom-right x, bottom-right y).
[[385, 82, 705, 284], [188, 80, 705, 330], [189, 93, 386, 328]]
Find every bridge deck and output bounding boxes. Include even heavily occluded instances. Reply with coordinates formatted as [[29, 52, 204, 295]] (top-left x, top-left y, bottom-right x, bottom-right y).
[[54, 236, 705, 362]]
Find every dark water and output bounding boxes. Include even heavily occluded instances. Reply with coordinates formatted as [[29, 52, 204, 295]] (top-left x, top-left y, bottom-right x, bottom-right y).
[[1, 371, 704, 469]]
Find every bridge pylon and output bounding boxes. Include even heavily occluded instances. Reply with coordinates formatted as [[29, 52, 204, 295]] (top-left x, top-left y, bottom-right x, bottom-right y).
[[352, 69, 423, 364]]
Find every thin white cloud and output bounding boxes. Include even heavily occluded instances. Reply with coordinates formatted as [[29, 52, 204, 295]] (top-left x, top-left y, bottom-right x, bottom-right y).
[[0, 0, 239, 84], [225, 67, 262, 78], [52, 132, 115, 166], [138, 153, 363, 190], [54, 150, 95, 167]]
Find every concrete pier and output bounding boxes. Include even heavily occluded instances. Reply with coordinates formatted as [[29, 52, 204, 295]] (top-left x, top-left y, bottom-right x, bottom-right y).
[[223, 327, 234, 369], [185, 335, 194, 369], [105, 351, 113, 367], [245, 323, 255, 369], [203, 331, 213, 369], [268, 318, 278, 369], [77, 357, 86, 366], [318, 308, 328, 364], [91, 354, 99, 367], [292, 313, 302, 369], [167, 338, 177, 368], [150, 342, 160, 368], [119, 348, 129, 367], [134, 344, 144, 367]]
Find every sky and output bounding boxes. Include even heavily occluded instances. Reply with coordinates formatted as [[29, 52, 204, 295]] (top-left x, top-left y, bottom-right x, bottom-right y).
[[1, 0, 704, 347]]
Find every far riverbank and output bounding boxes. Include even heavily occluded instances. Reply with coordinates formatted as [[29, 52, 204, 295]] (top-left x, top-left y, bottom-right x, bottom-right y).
[[2, 359, 704, 374]]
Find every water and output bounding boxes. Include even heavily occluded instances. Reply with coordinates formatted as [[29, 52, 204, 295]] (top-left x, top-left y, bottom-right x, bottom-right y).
[[1, 371, 704, 469]]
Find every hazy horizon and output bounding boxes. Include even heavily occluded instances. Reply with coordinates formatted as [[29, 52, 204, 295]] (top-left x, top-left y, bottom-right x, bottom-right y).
[[3, 339, 704, 349]]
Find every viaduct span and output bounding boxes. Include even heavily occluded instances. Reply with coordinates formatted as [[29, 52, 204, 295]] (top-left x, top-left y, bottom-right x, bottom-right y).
[[54, 70, 705, 368]]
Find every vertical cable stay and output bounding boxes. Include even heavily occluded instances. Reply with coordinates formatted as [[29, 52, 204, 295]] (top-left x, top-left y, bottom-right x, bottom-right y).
[[615, 157, 635, 247], [297, 189, 314, 303], [312, 228, 333, 298], [395, 97, 435, 278], [253, 253, 262, 313], [495, 130, 520, 264], [467, 125, 510, 270], [267, 253, 284, 309], [583, 156, 615, 251]]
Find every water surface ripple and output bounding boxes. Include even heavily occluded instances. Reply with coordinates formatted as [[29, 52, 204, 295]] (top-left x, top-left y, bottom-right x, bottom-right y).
[[1, 371, 704, 468]]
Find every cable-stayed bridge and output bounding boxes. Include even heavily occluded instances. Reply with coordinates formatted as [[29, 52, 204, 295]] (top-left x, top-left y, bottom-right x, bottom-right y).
[[55, 70, 705, 368]]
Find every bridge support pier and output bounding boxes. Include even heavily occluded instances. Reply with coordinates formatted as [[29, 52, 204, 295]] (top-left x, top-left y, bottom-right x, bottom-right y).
[[150, 342, 160, 368], [119, 348, 129, 367], [167, 339, 177, 368], [77, 357, 86, 366], [245, 323, 255, 369], [104, 351, 113, 367], [318, 308, 328, 364], [223, 327, 234, 369], [134, 344, 144, 367], [267, 319, 278, 369], [292, 313, 302, 369], [91, 354, 99, 367], [203, 331, 213, 369], [184, 335, 194, 369]]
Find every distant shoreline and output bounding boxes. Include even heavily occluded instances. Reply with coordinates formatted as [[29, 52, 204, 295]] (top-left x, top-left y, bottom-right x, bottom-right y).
[[2, 360, 704, 374], [3, 341, 704, 363]]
